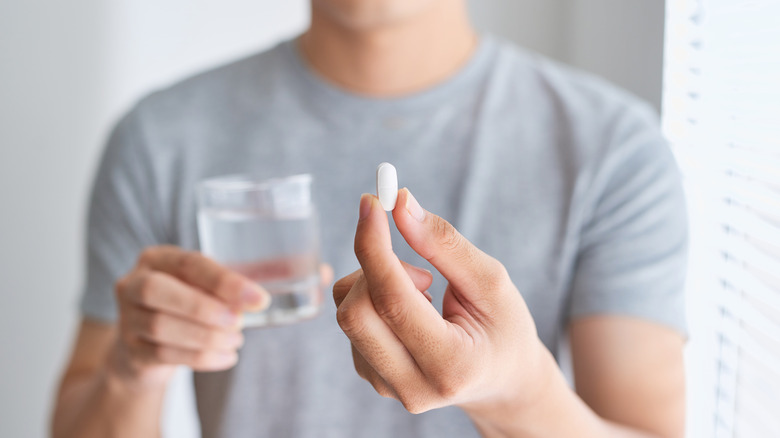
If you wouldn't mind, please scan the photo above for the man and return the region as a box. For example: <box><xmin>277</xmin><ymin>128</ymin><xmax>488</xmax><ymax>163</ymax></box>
<box><xmin>53</xmin><ymin>0</ymin><xmax>687</xmax><ymax>437</ymax></box>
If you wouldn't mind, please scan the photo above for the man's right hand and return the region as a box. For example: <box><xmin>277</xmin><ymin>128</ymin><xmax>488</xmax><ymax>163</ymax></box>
<box><xmin>109</xmin><ymin>245</ymin><xmax>270</xmax><ymax>390</ymax></box>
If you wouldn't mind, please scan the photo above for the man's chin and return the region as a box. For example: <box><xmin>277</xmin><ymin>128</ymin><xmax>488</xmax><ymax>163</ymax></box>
<box><xmin>310</xmin><ymin>0</ymin><xmax>439</xmax><ymax>30</ymax></box>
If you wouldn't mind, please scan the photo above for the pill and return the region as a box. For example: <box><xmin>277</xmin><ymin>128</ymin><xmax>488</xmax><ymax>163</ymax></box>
<box><xmin>376</xmin><ymin>162</ymin><xmax>398</xmax><ymax>211</ymax></box>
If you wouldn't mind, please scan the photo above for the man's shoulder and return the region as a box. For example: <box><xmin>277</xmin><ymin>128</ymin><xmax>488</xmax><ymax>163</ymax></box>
<box><xmin>131</xmin><ymin>39</ymin><xmax>290</xmax><ymax>124</ymax></box>
<box><xmin>488</xmin><ymin>36</ymin><xmax>662</xmax><ymax>168</ymax></box>
<box><xmin>491</xmin><ymin>36</ymin><xmax>658</xmax><ymax>127</ymax></box>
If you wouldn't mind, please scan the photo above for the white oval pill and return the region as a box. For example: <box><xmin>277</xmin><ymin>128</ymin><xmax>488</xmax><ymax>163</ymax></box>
<box><xmin>376</xmin><ymin>162</ymin><xmax>398</xmax><ymax>211</ymax></box>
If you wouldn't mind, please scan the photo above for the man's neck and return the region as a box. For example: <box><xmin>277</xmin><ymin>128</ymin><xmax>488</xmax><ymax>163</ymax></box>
<box><xmin>299</xmin><ymin>2</ymin><xmax>477</xmax><ymax>97</ymax></box>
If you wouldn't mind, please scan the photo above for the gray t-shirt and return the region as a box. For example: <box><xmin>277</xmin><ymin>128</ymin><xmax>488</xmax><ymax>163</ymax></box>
<box><xmin>81</xmin><ymin>35</ymin><xmax>687</xmax><ymax>437</ymax></box>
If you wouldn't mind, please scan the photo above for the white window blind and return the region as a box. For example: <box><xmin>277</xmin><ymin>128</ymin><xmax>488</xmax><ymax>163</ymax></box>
<box><xmin>662</xmin><ymin>1</ymin><xmax>780</xmax><ymax>437</ymax></box>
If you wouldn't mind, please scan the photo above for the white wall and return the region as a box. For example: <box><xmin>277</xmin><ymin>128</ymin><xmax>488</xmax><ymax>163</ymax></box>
<box><xmin>468</xmin><ymin>0</ymin><xmax>665</xmax><ymax>111</ymax></box>
<box><xmin>564</xmin><ymin>0</ymin><xmax>665</xmax><ymax>111</ymax></box>
<box><xmin>0</xmin><ymin>1</ymin><xmax>105</xmax><ymax>436</ymax></box>
<box><xmin>0</xmin><ymin>1</ymin><xmax>664</xmax><ymax>437</ymax></box>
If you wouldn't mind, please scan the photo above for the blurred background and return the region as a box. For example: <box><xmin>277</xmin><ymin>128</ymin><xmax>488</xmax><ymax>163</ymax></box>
<box><xmin>1</xmin><ymin>1</ymin><xmax>666</xmax><ymax>437</ymax></box>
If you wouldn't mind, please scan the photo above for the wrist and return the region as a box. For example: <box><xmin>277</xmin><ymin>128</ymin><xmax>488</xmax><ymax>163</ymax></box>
<box><xmin>463</xmin><ymin>350</ymin><xmax>612</xmax><ymax>438</ymax></box>
<box><xmin>104</xmin><ymin>340</ymin><xmax>173</xmax><ymax>396</ymax></box>
<box><xmin>459</xmin><ymin>341</ymin><xmax>560</xmax><ymax>437</ymax></box>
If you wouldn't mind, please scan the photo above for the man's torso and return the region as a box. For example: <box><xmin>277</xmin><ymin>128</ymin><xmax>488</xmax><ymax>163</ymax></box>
<box><xmin>108</xmin><ymin>36</ymin><xmax>667</xmax><ymax>437</ymax></box>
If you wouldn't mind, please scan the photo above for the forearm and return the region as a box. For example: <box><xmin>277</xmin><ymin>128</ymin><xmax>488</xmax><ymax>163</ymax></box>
<box><xmin>52</xmin><ymin>365</ymin><xmax>165</xmax><ymax>438</ymax></box>
<box><xmin>464</xmin><ymin>349</ymin><xmax>660</xmax><ymax>438</ymax></box>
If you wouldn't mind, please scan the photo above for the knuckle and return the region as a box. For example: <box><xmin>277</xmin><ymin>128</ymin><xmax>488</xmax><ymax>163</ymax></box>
<box><xmin>333</xmin><ymin>276</ymin><xmax>350</xmax><ymax>291</ymax></box>
<box><xmin>398</xmin><ymin>394</ymin><xmax>429</xmax><ymax>415</ymax></box>
<box><xmin>351</xmin><ymin>347</ymin><xmax>367</xmax><ymax>378</ymax></box>
<box><xmin>488</xmin><ymin>257</ymin><xmax>508</xmax><ymax>277</ymax></box>
<box><xmin>372</xmin><ymin>292</ymin><xmax>408</xmax><ymax>327</ymax></box>
<box><xmin>203</xmin><ymin>330</ymin><xmax>222</xmax><ymax>348</ymax></box>
<box><xmin>193</xmin><ymin>351</ymin><xmax>216</xmax><ymax>369</ymax></box>
<box><xmin>332</xmin><ymin>279</ymin><xmax>352</xmax><ymax>302</ymax></box>
<box><xmin>432</xmin><ymin>377</ymin><xmax>460</xmax><ymax>401</ymax></box>
<box><xmin>353</xmin><ymin>242</ymin><xmax>375</xmax><ymax>263</ymax></box>
<box><xmin>146</xmin><ymin>313</ymin><xmax>165</xmax><ymax>337</ymax></box>
<box><xmin>336</xmin><ymin>303</ymin><xmax>365</xmax><ymax>336</ymax></box>
<box><xmin>178</xmin><ymin>251</ymin><xmax>202</xmax><ymax>276</ymax></box>
<box><xmin>189</xmin><ymin>326</ymin><xmax>208</xmax><ymax>346</ymax></box>
<box><xmin>118</xmin><ymin>324</ymin><xmax>135</xmax><ymax>345</ymax></box>
<box><xmin>138</xmin><ymin>247</ymin><xmax>158</xmax><ymax>266</ymax></box>
<box><xmin>369</xmin><ymin>378</ymin><xmax>394</xmax><ymax>399</ymax></box>
<box><xmin>433</xmin><ymin>217</ymin><xmax>460</xmax><ymax>251</ymax></box>
<box><xmin>114</xmin><ymin>275</ymin><xmax>131</xmax><ymax>299</ymax></box>
<box><xmin>332</xmin><ymin>287</ymin><xmax>346</xmax><ymax>306</ymax></box>
<box><xmin>354</xmin><ymin>363</ymin><xmax>368</xmax><ymax>381</ymax></box>
<box><xmin>218</xmin><ymin>272</ymin><xmax>244</xmax><ymax>296</ymax></box>
<box><xmin>403</xmin><ymin>403</ymin><xmax>425</xmax><ymax>415</ymax></box>
<box><xmin>353</xmin><ymin>355</ymin><xmax>380</xmax><ymax>390</ymax></box>
<box><xmin>188</xmin><ymin>299</ymin><xmax>210</xmax><ymax>322</ymax></box>
<box><xmin>431</xmin><ymin>364</ymin><xmax>471</xmax><ymax>401</ymax></box>
<box><xmin>483</xmin><ymin>259</ymin><xmax>510</xmax><ymax>289</ymax></box>
<box><xmin>145</xmin><ymin>270</ymin><xmax>166</xmax><ymax>287</ymax></box>
<box><xmin>375</xmin><ymin>385</ymin><xmax>394</xmax><ymax>400</ymax></box>
<box><xmin>136</xmin><ymin>272</ymin><xmax>161</xmax><ymax>304</ymax></box>
<box><xmin>151</xmin><ymin>344</ymin><xmax>168</xmax><ymax>362</ymax></box>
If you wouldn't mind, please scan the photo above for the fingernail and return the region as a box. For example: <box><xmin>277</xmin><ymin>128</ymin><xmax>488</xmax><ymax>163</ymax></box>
<box><xmin>359</xmin><ymin>193</ymin><xmax>372</xmax><ymax>220</ymax></box>
<box><xmin>405</xmin><ymin>189</ymin><xmax>425</xmax><ymax>222</ymax></box>
<box><xmin>410</xmin><ymin>265</ymin><xmax>432</xmax><ymax>276</ymax></box>
<box><xmin>228</xmin><ymin>331</ymin><xmax>245</xmax><ymax>348</ymax></box>
<box><xmin>421</xmin><ymin>290</ymin><xmax>433</xmax><ymax>302</ymax></box>
<box><xmin>241</xmin><ymin>283</ymin><xmax>266</xmax><ymax>308</ymax></box>
<box><xmin>217</xmin><ymin>351</ymin><xmax>238</xmax><ymax>365</ymax></box>
<box><xmin>220</xmin><ymin>310</ymin><xmax>240</xmax><ymax>327</ymax></box>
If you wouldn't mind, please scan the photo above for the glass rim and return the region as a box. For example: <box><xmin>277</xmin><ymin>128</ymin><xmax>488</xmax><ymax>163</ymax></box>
<box><xmin>198</xmin><ymin>173</ymin><xmax>313</xmax><ymax>194</ymax></box>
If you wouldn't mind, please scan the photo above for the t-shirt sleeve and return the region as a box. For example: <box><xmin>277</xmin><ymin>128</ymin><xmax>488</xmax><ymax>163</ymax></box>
<box><xmin>80</xmin><ymin>106</ymin><xmax>168</xmax><ymax>322</ymax></box>
<box><xmin>568</xmin><ymin>104</ymin><xmax>688</xmax><ymax>335</ymax></box>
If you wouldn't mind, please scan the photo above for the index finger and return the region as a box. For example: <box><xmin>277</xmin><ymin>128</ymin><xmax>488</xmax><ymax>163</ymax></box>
<box><xmin>137</xmin><ymin>246</ymin><xmax>268</xmax><ymax>311</ymax></box>
<box><xmin>392</xmin><ymin>188</ymin><xmax>504</xmax><ymax>297</ymax></box>
<box><xmin>354</xmin><ymin>195</ymin><xmax>449</xmax><ymax>365</ymax></box>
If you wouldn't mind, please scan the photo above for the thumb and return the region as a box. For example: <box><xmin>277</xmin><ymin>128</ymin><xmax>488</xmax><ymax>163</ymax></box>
<box><xmin>392</xmin><ymin>188</ymin><xmax>509</xmax><ymax>302</ymax></box>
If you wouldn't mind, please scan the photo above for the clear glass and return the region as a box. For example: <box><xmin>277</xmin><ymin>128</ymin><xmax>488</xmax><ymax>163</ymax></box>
<box><xmin>197</xmin><ymin>174</ymin><xmax>321</xmax><ymax>327</ymax></box>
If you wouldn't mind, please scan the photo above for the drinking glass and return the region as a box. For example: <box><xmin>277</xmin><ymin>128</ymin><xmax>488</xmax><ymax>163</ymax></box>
<box><xmin>197</xmin><ymin>174</ymin><xmax>321</xmax><ymax>327</ymax></box>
